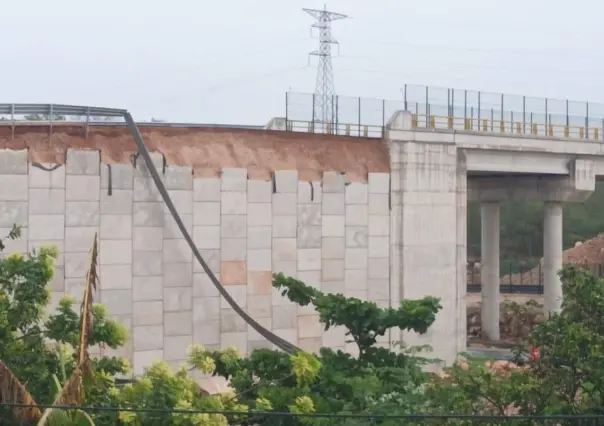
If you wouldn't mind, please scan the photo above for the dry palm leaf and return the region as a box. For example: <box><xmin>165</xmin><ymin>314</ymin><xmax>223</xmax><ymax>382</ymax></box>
<box><xmin>77</xmin><ymin>232</ymin><xmax>98</xmax><ymax>366</ymax></box>
<box><xmin>43</xmin><ymin>234</ymin><xmax>99</xmax><ymax>411</ymax></box>
<box><xmin>0</xmin><ymin>360</ymin><xmax>42</xmax><ymax>422</ymax></box>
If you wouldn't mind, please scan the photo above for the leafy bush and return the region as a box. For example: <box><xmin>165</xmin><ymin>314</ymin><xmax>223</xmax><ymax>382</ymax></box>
<box><xmin>3</xmin><ymin>226</ymin><xmax>604</xmax><ymax>425</ymax></box>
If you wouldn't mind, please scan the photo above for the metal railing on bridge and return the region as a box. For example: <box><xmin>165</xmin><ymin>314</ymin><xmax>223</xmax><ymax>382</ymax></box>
<box><xmin>404</xmin><ymin>84</ymin><xmax>604</xmax><ymax>140</ymax></box>
<box><xmin>285</xmin><ymin>86</ymin><xmax>604</xmax><ymax>141</ymax></box>
<box><xmin>285</xmin><ymin>91</ymin><xmax>404</xmax><ymax>138</ymax></box>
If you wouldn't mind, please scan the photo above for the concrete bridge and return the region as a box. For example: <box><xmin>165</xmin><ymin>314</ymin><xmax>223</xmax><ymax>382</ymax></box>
<box><xmin>0</xmin><ymin>93</ymin><xmax>602</xmax><ymax>371</ymax></box>
<box><xmin>385</xmin><ymin>111</ymin><xmax>599</xmax><ymax>345</ymax></box>
<box><xmin>276</xmin><ymin>100</ymin><xmax>603</xmax><ymax>353</ymax></box>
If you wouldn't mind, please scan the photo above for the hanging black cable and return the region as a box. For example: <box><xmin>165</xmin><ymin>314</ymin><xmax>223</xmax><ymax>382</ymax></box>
<box><xmin>124</xmin><ymin>113</ymin><xmax>300</xmax><ymax>354</ymax></box>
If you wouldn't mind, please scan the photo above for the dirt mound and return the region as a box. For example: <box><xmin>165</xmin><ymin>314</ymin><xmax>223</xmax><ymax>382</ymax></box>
<box><xmin>467</xmin><ymin>300</ymin><xmax>544</xmax><ymax>341</ymax></box>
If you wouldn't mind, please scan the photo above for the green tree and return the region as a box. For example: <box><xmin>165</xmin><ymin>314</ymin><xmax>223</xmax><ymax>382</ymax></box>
<box><xmin>435</xmin><ymin>265</ymin><xmax>604</xmax><ymax>421</ymax></box>
<box><xmin>0</xmin><ymin>230</ymin><xmax>129</xmax><ymax>425</ymax></box>
<box><xmin>181</xmin><ymin>273</ymin><xmax>442</xmax><ymax>426</ymax></box>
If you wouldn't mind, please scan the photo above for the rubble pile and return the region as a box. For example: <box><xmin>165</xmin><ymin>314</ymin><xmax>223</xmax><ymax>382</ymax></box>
<box><xmin>467</xmin><ymin>300</ymin><xmax>544</xmax><ymax>341</ymax></box>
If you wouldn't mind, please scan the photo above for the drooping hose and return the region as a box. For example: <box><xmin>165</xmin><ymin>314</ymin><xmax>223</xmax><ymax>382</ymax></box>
<box><xmin>124</xmin><ymin>113</ymin><xmax>300</xmax><ymax>354</ymax></box>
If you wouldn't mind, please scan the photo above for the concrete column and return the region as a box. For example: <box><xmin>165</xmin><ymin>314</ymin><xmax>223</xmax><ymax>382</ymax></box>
<box><xmin>543</xmin><ymin>202</ymin><xmax>563</xmax><ymax>314</ymax></box>
<box><xmin>480</xmin><ymin>202</ymin><xmax>500</xmax><ymax>341</ymax></box>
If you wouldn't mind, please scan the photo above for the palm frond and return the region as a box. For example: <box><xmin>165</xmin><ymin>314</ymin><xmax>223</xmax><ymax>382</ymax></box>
<box><xmin>0</xmin><ymin>360</ymin><xmax>42</xmax><ymax>422</ymax></box>
<box><xmin>53</xmin><ymin>367</ymin><xmax>85</xmax><ymax>406</ymax></box>
<box><xmin>40</xmin><ymin>234</ymin><xmax>99</xmax><ymax>420</ymax></box>
<box><xmin>78</xmin><ymin>232</ymin><xmax>98</xmax><ymax>366</ymax></box>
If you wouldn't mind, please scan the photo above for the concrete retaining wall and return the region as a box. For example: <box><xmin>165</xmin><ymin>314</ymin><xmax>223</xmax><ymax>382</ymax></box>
<box><xmin>0</xmin><ymin>148</ymin><xmax>393</xmax><ymax>374</ymax></box>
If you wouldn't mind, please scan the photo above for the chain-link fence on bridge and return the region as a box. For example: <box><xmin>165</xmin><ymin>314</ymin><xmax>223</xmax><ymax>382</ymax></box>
<box><xmin>403</xmin><ymin>84</ymin><xmax>604</xmax><ymax>139</ymax></box>
<box><xmin>285</xmin><ymin>92</ymin><xmax>405</xmax><ymax>138</ymax></box>
<box><xmin>285</xmin><ymin>86</ymin><xmax>604</xmax><ymax>140</ymax></box>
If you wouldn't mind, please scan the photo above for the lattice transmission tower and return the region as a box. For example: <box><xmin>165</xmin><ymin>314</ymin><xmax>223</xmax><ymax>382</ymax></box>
<box><xmin>303</xmin><ymin>5</ymin><xmax>348</xmax><ymax>126</ymax></box>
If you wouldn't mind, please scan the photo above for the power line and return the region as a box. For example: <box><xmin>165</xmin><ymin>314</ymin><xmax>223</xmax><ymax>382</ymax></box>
<box><xmin>2</xmin><ymin>403</ymin><xmax>604</xmax><ymax>420</ymax></box>
<box><xmin>125</xmin><ymin>65</ymin><xmax>308</xmax><ymax>107</ymax></box>
<box><xmin>303</xmin><ymin>5</ymin><xmax>348</xmax><ymax>125</ymax></box>
<box><xmin>334</xmin><ymin>54</ymin><xmax>604</xmax><ymax>76</ymax></box>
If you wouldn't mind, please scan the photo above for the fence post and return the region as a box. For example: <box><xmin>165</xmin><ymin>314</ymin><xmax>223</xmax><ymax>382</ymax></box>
<box><xmin>335</xmin><ymin>95</ymin><xmax>339</xmax><ymax>134</ymax></box>
<box><xmin>464</xmin><ymin>90</ymin><xmax>468</xmax><ymax>123</ymax></box>
<box><xmin>447</xmin><ymin>88</ymin><xmax>451</xmax><ymax>116</ymax></box>
<box><xmin>48</xmin><ymin>104</ymin><xmax>54</xmax><ymax>138</ymax></box>
<box><xmin>330</xmin><ymin>94</ymin><xmax>335</xmax><ymax>134</ymax></box>
<box><xmin>566</xmin><ymin>99</ymin><xmax>569</xmax><ymax>128</ymax></box>
<box><xmin>358</xmin><ymin>97</ymin><xmax>361</xmax><ymax>137</ymax></box>
<box><xmin>311</xmin><ymin>93</ymin><xmax>316</xmax><ymax>133</ymax></box>
<box><xmin>586</xmin><ymin>102</ymin><xmax>590</xmax><ymax>139</ymax></box>
<box><xmin>490</xmin><ymin>108</ymin><xmax>494</xmax><ymax>132</ymax></box>
<box><xmin>511</xmin><ymin>111</ymin><xmax>514</xmax><ymax>133</ymax></box>
<box><xmin>425</xmin><ymin>86</ymin><xmax>429</xmax><ymax>128</ymax></box>
<box><xmin>522</xmin><ymin>96</ymin><xmax>526</xmax><ymax>134</ymax></box>
<box><xmin>545</xmin><ymin>97</ymin><xmax>548</xmax><ymax>136</ymax></box>
<box><xmin>451</xmin><ymin>89</ymin><xmax>455</xmax><ymax>118</ymax></box>
<box><xmin>285</xmin><ymin>92</ymin><xmax>289</xmax><ymax>131</ymax></box>
<box><xmin>382</xmin><ymin>99</ymin><xmax>386</xmax><ymax>136</ymax></box>
<box><xmin>477</xmin><ymin>91</ymin><xmax>481</xmax><ymax>125</ymax></box>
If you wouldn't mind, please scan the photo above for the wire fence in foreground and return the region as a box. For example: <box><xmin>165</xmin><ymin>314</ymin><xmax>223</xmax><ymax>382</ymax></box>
<box><xmin>3</xmin><ymin>403</ymin><xmax>604</xmax><ymax>425</ymax></box>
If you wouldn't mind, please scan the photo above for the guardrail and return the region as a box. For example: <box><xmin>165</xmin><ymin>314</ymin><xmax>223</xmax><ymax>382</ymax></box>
<box><xmin>410</xmin><ymin>113</ymin><xmax>601</xmax><ymax>140</ymax></box>
<box><xmin>286</xmin><ymin>119</ymin><xmax>384</xmax><ymax>138</ymax></box>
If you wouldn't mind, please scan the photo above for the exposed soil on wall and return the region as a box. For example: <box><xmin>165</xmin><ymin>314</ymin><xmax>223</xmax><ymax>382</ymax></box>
<box><xmin>0</xmin><ymin>124</ymin><xmax>390</xmax><ymax>182</ymax></box>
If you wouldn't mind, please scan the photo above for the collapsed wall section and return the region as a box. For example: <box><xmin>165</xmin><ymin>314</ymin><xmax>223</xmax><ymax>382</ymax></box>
<box><xmin>0</xmin><ymin>148</ymin><xmax>392</xmax><ymax>374</ymax></box>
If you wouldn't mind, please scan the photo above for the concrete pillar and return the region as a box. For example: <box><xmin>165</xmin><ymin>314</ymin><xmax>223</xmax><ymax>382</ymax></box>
<box><xmin>480</xmin><ymin>202</ymin><xmax>500</xmax><ymax>341</ymax></box>
<box><xmin>543</xmin><ymin>201</ymin><xmax>563</xmax><ymax>314</ymax></box>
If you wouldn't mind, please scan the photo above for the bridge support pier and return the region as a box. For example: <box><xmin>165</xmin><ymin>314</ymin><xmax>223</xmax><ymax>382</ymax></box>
<box><xmin>480</xmin><ymin>201</ymin><xmax>500</xmax><ymax>340</ymax></box>
<box><xmin>543</xmin><ymin>202</ymin><xmax>563</xmax><ymax>314</ymax></box>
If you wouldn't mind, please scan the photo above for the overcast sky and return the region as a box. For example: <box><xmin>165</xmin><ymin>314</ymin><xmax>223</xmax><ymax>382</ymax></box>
<box><xmin>2</xmin><ymin>0</ymin><xmax>603</xmax><ymax>125</ymax></box>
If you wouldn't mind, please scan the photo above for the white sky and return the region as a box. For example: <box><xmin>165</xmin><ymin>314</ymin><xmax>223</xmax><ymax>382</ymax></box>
<box><xmin>2</xmin><ymin>0</ymin><xmax>603</xmax><ymax>125</ymax></box>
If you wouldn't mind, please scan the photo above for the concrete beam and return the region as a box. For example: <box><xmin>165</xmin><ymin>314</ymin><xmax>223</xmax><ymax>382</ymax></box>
<box><xmin>386</xmin><ymin>111</ymin><xmax>604</xmax><ymax>157</ymax></box>
<box><xmin>468</xmin><ymin>166</ymin><xmax>595</xmax><ymax>203</ymax></box>
<box><xmin>465</xmin><ymin>150</ymin><xmax>570</xmax><ymax>175</ymax></box>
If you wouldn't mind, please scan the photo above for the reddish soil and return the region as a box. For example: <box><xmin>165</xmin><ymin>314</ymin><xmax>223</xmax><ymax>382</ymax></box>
<box><xmin>0</xmin><ymin>124</ymin><xmax>390</xmax><ymax>181</ymax></box>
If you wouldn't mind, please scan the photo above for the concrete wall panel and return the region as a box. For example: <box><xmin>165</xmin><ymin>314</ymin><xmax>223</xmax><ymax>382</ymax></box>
<box><xmin>1</xmin><ymin>151</ymin><xmax>392</xmax><ymax>373</ymax></box>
